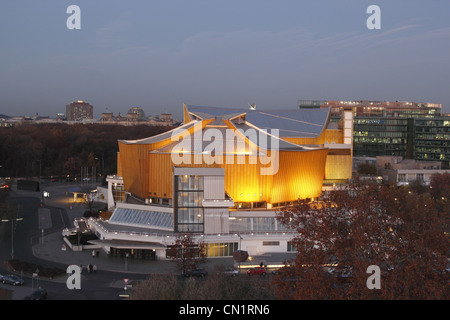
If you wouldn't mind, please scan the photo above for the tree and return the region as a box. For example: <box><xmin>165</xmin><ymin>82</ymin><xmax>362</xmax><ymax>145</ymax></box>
<box><xmin>81</xmin><ymin>189</ymin><xmax>100</xmax><ymax>217</ymax></box>
<box><xmin>274</xmin><ymin>179</ymin><xmax>449</xmax><ymax>299</ymax></box>
<box><xmin>429</xmin><ymin>172</ymin><xmax>450</xmax><ymax>214</ymax></box>
<box><xmin>0</xmin><ymin>123</ymin><xmax>174</xmax><ymax>178</ymax></box>
<box><xmin>166</xmin><ymin>234</ymin><xmax>207</xmax><ymax>275</ymax></box>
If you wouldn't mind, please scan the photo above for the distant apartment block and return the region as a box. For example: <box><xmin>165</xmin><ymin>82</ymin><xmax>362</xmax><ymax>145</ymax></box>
<box><xmin>66</xmin><ymin>100</ymin><xmax>94</xmax><ymax>121</ymax></box>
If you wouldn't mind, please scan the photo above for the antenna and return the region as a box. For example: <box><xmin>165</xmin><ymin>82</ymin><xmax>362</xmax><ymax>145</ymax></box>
<box><xmin>248</xmin><ymin>103</ymin><xmax>256</xmax><ymax>110</ymax></box>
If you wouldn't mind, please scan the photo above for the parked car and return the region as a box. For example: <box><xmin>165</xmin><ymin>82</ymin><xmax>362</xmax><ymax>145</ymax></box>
<box><xmin>222</xmin><ymin>267</ymin><xmax>239</xmax><ymax>277</ymax></box>
<box><xmin>24</xmin><ymin>288</ymin><xmax>47</xmax><ymax>300</ymax></box>
<box><xmin>185</xmin><ymin>268</ymin><xmax>208</xmax><ymax>277</ymax></box>
<box><xmin>2</xmin><ymin>274</ymin><xmax>24</xmax><ymax>286</ymax></box>
<box><xmin>247</xmin><ymin>267</ymin><xmax>266</xmax><ymax>276</ymax></box>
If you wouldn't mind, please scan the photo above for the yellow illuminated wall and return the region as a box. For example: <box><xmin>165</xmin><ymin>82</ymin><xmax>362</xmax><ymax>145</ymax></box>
<box><xmin>325</xmin><ymin>153</ymin><xmax>353</xmax><ymax>181</ymax></box>
<box><xmin>271</xmin><ymin>149</ymin><xmax>328</xmax><ymax>203</ymax></box>
<box><xmin>119</xmin><ymin>137</ymin><xmax>328</xmax><ymax>203</ymax></box>
<box><xmin>143</xmin><ymin>149</ymin><xmax>327</xmax><ymax>203</ymax></box>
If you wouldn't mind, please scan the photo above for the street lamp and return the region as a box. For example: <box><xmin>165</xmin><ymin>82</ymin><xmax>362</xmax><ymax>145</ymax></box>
<box><xmin>1</xmin><ymin>217</ymin><xmax>23</xmax><ymax>259</ymax></box>
<box><xmin>36</xmin><ymin>160</ymin><xmax>42</xmax><ymax>183</ymax></box>
<box><xmin>235</xmin><ymin>233</ymin><xmax>243</xmax><ymax>273</ymax></box>
<box><xmin>32</xmin><ymin>268</ymin><xmax>39</xmax><ymax>291</ymax></box>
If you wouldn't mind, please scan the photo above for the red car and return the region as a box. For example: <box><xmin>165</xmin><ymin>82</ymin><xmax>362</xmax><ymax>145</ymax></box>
<box><xmin>247</xmin><ymin>267</ymin><xmax>266</xmax><ymax>276</ymax></box>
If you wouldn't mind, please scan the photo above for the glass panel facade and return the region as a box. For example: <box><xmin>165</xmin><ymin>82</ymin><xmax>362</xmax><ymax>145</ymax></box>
<box><xmin>112</xmin><ymin>183</ymin><xmax>125</xmax><ymax>203</ymax></box>
<box><xmin>353</xmin><ymin>118</ymin><xmax>411</xmax><ymax>157</ymax></box>
<box><xmin>414</xmin><ymin>118</ymin><xmax>450</xmax><ymax>165</ymax></box>
<box><xmin>109</xmin><ymin>208</ymin><xmax>173</xmax><ymax>229</ymax></box>
<box><xmin>174</xmin><ymin>175</ymin><xmax>204</xmax><ymax>232</ymax></box>
<box><xmin>229</xmin><ymin>217</ymin><xmax>288</xmax><ymax>232</ymax></box>
<box><xmin>205</xmin><ymin>242</ymin><xmax>238</xmax><ymax>257</ymax></box>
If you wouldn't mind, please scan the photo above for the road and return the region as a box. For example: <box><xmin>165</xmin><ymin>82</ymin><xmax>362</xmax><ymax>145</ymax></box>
<box><xmin>0</xmin><ymin>194</ymin><xmax>147</xmax><ymax>300</ymax></box>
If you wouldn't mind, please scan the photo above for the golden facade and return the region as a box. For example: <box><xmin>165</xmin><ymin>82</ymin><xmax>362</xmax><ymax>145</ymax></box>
<box><xmin>116</xmin><ymin>104</ymin><xmax>352</xmax><ymax>205</ymax></box>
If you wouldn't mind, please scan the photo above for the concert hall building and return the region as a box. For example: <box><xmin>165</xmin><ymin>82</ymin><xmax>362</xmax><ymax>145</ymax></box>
<box><xmin>90</xmin><ymin>104</ymin><xmax>353</xmax><ymax>260</ymax></box>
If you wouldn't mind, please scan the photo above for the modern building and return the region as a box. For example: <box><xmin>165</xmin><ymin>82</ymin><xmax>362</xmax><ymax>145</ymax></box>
<box><xmin>66</xmin><ymin>100</ymin><xmax>94</xmax><ymax>121</ymax></box>
<box><xmin>298</xmin><ymin>100</ymin><xmax>442</xmax><ymax>118</ymax></box>
<box><xmin>413</xmin><ymin>117</ymin><xmax>450</xmax><ymax>164</ymax></box>
<box><xmin>87</xmin><ymin>103</ymin><xmax>353</xmax><ymax>261</ymax></box>
<box><xmin>353</xmin><ymin>117</ymin><xmax>412</xmax><ymax>158</ymax></box>
<box><xmin>299</xmin><ymin>100</ymin><xmax>449</xmax><ymax>168</ymax></box>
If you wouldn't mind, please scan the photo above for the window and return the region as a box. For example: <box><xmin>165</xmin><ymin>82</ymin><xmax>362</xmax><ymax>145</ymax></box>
<box><xmin>287</xmin><ymin>241</ymin><xmax>297</xmax><ymax>252</ymax></box>
<box><xmin>174</xmin><ymin>175</ymin><xmax>204</xmax><ymax>232</ymax></box>
<box><xmin>263</xmin><ymin>241</ymin><xmax>280</xmax><ymax>246</ymax></box>
<box><xmin>112</xmin><ymin>183</ymin><xmax>125</xmax><ymax>203</ymax></box>
<box><xmin>205</xmin><ymin>242</ymin><xmax>238</xmax><ymax>257</ymax></box>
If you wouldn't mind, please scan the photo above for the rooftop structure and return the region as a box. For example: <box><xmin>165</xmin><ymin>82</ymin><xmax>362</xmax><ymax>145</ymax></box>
<box><xmin>299</xmin><ymin>99</ymin><xmax>442</xmax><ymax>118</ymax></box>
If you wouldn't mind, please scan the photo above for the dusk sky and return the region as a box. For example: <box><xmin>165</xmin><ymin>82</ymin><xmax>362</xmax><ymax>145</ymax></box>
<box><xmin>1</xmin><ymin>0</ymin><xmax>450</xmax><ymax>120</ymax></box>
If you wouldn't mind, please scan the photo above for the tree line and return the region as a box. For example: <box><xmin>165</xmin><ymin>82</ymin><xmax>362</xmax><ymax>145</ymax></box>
<box><xmin>0</xmin><ymin>123</ymin><xmax>173</xmax><ymax>180</ymax></box>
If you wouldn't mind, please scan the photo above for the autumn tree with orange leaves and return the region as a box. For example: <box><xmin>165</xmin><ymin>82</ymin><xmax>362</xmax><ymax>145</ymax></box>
<box><xmin>274</xmin><ymin>177</ymin><xmax>449</xmax><ymax>300</ymax></box>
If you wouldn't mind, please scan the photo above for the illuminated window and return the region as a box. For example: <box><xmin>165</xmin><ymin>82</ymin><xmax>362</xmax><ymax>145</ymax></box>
<box><xmin>174</xmin><ymin>175</ymin><xmax>204</xmax><ymax>232</ymax></box>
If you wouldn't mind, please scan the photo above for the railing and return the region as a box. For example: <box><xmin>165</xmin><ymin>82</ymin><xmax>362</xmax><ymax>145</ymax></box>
<box><xmin>88</xmin><ymin>217</ymin><xmax>296</xmax><ymax>242</ymax></box>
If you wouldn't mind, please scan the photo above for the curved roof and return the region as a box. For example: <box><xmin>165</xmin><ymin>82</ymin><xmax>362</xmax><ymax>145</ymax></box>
<box><xmin>118</xmin><ymin>104</ymin><xmax>331</xmax><ymax>150</ymax></box>
<box><xmin>185</xmin><ymin>104</ymin><xmax>330</xmax><ymax>138</ymax></box>
<box><xmin>118</xmin><ymin>120</ymin><xmax>199</xmax><ymax>145</ymax></box>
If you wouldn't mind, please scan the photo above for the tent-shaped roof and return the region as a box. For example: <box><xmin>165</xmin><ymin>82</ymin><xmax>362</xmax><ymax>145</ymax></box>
<box><xmin>185</xmin><ymin>104</ymin><xmax>330</xmax><ymax>138</ymax></box>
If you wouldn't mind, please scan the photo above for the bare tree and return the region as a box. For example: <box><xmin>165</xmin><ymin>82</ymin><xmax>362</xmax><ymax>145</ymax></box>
<box><xmin>166</xmin><ymin>233</ymin><xmax>207</xmax><ymax>275</ymax></box>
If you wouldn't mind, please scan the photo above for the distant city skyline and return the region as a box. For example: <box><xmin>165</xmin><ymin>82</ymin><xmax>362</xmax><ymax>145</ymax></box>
<box><xmin>1</xmin><ymin>0</ymin><xmax>450</xmax><ymax>119</ymax></box>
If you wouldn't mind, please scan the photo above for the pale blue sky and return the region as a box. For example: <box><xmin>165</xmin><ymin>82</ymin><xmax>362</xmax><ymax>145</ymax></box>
<box><xmin>1</xmin><ymin>0</ymin><xmax>449</xmax><ymax>119</ymax></box>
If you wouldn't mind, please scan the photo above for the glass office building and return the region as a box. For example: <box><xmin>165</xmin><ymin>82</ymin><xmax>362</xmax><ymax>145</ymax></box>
<box><xmin>299</xmin><ymin>100</ymin><xmax>449</xmax><ymax>168</ymax></box>
<box><xmin>414</xmin><ymin>118</ymin><xmax>450</xmax><ymax>165</ymax></box>
<box><xmin>353</xmin><ymin>118</ymin><xmax>411</xmax><ymax>158</ymax></box>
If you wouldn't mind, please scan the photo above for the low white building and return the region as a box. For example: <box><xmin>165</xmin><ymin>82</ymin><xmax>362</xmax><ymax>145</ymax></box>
<box><xmin>376</xmin><ymin>155</ymin><xmax>450</xmax><ymax>186</ymax></box>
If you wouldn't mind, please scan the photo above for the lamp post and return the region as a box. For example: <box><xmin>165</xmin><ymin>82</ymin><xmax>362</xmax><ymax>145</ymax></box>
<box><xmin>94</xmin><ymin>153</ymin><xmax>104</xmax><ymax>181</ymax></box>
<box><xmin>32</xmin><ymin>268</ymin><xmax>39</xmax><ymax>291</ymax></box>
<box><xmin>36</xmin><ymin>160</ymin><xmax>41</xmax><ymax>183</ymax></box>
<box><xmin>1</xmin><ymin>217</ymin><xmax>23</xmax><ymax>259</ymax></box>
<box><xmin>236</xmin><ymin>233</ymin><xmax>243</xmax><ymax>273</ymax></box>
